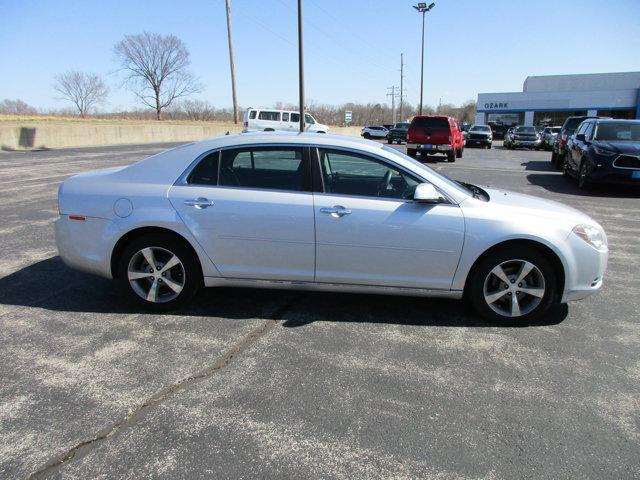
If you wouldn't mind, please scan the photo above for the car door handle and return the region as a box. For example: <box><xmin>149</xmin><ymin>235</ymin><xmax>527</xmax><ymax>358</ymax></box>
<box><xmin>320</xmin><ymin>206</ymin><xmax>351</xmax><ymax>218</ymax></box>
<box><xmin>184</xmin><ymin>197</ymin><xmax>214</xmax><ymax>209</ymax></box>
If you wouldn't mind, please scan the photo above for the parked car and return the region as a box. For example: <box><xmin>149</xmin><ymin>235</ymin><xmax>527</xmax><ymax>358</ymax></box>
<box><xmin>551</xmin><ymin>116</ymin><xmax>600</xmax><ymax>169</ymax></box>
<box><xmin>563</xmin><ymin>119</ymin><xmax>640</xmax><ymax>189</ymax></box>
<box><xmin>488</xmin><ymin>122</ymin><xmax>509</xmax><ymax>140</ymax></box>
<box><xmin>387</xmin><ymin>122</ymin><xmax>410</xmax><ymax>144</ymax></box>
<box><xmin>406</xmin><ymin>115</ymin><xmax>464</xmax><ymax>162</ymax></box>
<box><xmin>466</xmin><ymin>125</ymin><xmax>493</xmax><ymax>148</ymax></box>
<box><xmin>361</xmin><ymin>126</ymin><xmax>389</xmax><ymax>139</ymax></box>
<box><xmin>504</xmin><ymin>126</ymin><xmax>542</xmax><ymax>150</ymax></box>
<box><xmin>243</xmin><ymin>108</ymin><xmax>329</xmax><ymax>134</ymax></box>
<box><xmin>460</xmin><ymin>123</ymin><xmax>472</xmax><ymax>139</ymax></box>
<box><xmin>55</xmin><ymin>132</ymin><xmax>608</xmax><ymax>324</ymax></box>
<box><xmin>541</xmin><ymin>126</ymin><xmax>561</xmax><ymax>151</ymax></box>
<box><xmin>503</xmin><ymin>127</ymin><xmax>515</xmax><ymax>146</ymax></box>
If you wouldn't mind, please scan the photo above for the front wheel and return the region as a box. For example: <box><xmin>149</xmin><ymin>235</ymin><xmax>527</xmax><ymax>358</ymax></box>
<box><xmin>407</xmin><ymin>148</ymin><xmax>417</xmax><ymax>158</ymax></box>
<box><xmin>117</xmin><ymin>233</ymin><xmax>202</xmax><ymax>311</ymax></box>
<box><xmin>363</xmin><ymin>132</ymin><xmax>371</xmax><ymax>139</ymax></box>
<box><xmin>578</xmin><ymin>160</ymin><xmax>592</xmax><ymax>190</ymax></box>
<box><xmin>387</xmin><ymin>137</ymin><xmax>392</xmax><ymax>144</ymax></box>
<box><xmin>467</xmin><ymin>247</ymin><xmax>558</xmax><ymax>325</ymax></box>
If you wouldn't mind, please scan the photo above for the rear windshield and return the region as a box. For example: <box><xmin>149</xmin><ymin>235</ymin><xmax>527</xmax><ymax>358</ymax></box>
<box><xmin>594</xmin><ymin>122</ymin><xmax>640</xmax><ymax>141</ymax></box>
<box><xmin>411</xmin><ymin>117</ymin><xmax>449</xmax><ymax>129</ymax></box>
<box><xmin>515</xmin><ymin>126</ymin><xmax>536</xmax><ymax>133</ymax></box>
<box><xmin>564</xmin><ymin>117</ymin><xmax>586</xmax><ymax>131</ymax></box>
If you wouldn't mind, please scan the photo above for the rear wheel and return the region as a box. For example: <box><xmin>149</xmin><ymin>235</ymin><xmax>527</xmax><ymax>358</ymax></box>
<box><xmin>456</xmin><ymin>146</ymin><xmax>463</xmax><ymax>158</ymax></box>
<box><xmin>467</xmin><ymin>246</ymin><xmax>558</xmax><ymax>325</ymax></box>
<box><xmin>387</xmin><ymin>137</ymin><xmax>392</xmax><ymax>144</ymax></box>
<box><xmin>447</xmin><ymin>149</ymin><xmax>456</xmax><ymax>162</ymax></box>
<box><xmin>407</xmin><ymin>148</ymin><xmax>417</xmax><ymax>158</ymax></box>
<box><xmin>117</xmin><ymin>233</ymin><xmax>202</xmax><ymax>311</ymax></box>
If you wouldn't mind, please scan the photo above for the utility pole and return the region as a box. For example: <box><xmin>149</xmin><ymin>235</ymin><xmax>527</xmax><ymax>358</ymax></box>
<box><xmin>387</xmin><ymin>86</ymin><xmax>398</xmax><ymax>124</ymax></box>
<box><xmin>225</xmin><ymin>0</ymin><xmax>239</xmax><ymax>124</ymax></box>
<box><xmin>413</xmin><ymin>3</ymin><xmax>435</xmax><ymax>115</ymax></box>
<box><xmin>297</xmin><ymin>0</ymin><xmax>305</xmax><ymax>133</ymax></box>
<box><xmin>399</xmin><ymin>53</ymin><xmax>405</xmax><ymax>121</ymax></box>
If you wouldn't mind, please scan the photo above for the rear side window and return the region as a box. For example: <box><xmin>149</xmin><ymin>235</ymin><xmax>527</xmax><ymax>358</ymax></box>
<box><xmin>282</xmin><ymin>112</ymin><xmax>289</xmax><ymax>122</ymax></box>
<box><xmin>258</xmin><ymin>111</ymin><xmax>281</xmax><ymax>121</ymax></box>
<box><xmin>249</xmin><ymin>110</ymin><xmax>257</xmax><ymax>119</ymax></box>
<box><xmin>188</xmin><ymin>151</ymin><xmax>219</xmax><ymax>186</ymax></box>
<box><xmin>290</xmin><ymin>113</ymin><xmax>300</xmax><ymax>123</ymax></box>
<box><xmin>411</xmin><ymin>117</ymin><xmax>449</xmax><ymax>129</ymax></box>
<box><xmin>219</xmin><ymin>147</ymin><xmax>310</xmax><ymax>192</ymax></box>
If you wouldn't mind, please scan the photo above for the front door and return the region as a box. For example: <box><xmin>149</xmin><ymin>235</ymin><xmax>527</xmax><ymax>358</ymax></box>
<box><xmin>313</xmin><ymin>148</ymin><xmax>465</xmax><ymax>290</ymax></box>
<box><xmin>168</xmin><ymin>146</ymin><xmax>315</xmax><ymax>281</ymax></box>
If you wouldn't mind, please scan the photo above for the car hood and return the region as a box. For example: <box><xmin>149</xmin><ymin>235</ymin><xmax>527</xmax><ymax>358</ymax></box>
<box><xmin>592</xmin><ymin>140</ymin><xmax>640</xmax><ymax>155</ymax></box>
<box><xmin>482</xmin><ymin>187</ymin><xmax>595</xmax><ymax>225</ymax></box>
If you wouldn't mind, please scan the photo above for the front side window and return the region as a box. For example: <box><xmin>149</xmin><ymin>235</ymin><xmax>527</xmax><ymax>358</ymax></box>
<box><xmin>305</xmin><ymin>114</ymin><xmax>315</xmax><ymax>125</ymax></box>
<box><xmin>583</xmin><ymin>122</ymin><xmax>594</xmax><ymax>140</ymax></box>
<box><xmin>188</xmin><ymin>151</ymin><xmax>219</xmax><ymax>186</ymax></box>
<box><xmin>318</xmin><ymin>148</ymin><xmax>419</xmax><ymax>200</ymax></box>
<box><xmin>249</xmin><ymin>110</ymin><xmax>257</xmax><ymax>119</ymax></box>
<box><xmin>219</xmin><ymin>147</ymin><xmax>310</xmax><ymax>192</ymax></box>
<box><xmin>258</xmin><ymin>111</ymin><xmax>281</xmax><ymax>121</ymax></box>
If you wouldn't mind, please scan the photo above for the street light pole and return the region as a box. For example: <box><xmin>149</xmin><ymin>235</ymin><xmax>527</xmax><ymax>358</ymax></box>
<box><xmin>413</xmin><ymin>3</ymin><xmax>435</xmax><ymax>116</ymax></box>
<box><xmin>297</xmin><ymin>0</ymin><xmax>305</xmax><ymax>133</ymax></box>
<box><xmin>225</xmin><ymin>0</ymin><xmax>239</xmax><ymax>124</ymax></box>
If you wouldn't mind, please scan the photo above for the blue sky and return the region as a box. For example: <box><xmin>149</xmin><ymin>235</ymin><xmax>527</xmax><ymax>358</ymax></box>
<box><xmin>1</xmin><ymin>0</ymin><xmax>639</xmax><ymax>112</ymax></box>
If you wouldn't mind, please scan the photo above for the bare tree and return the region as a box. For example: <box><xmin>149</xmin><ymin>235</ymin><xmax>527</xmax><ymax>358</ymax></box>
<box><xmin>114</xmin><ymin>32</ymin><xmax>202</xmax><ymax>120</ymax></box>
<box><xmin>53</xmin><ymin>71</ymin><xmax>108</xmax><ymax>118</ymax></box>
<box><xmin>180</xmin><ymin>99</ymin><xmax>215</xmax><ymax>121</ymax></box>
<box><xmin>0</xmin><ymin>99</ymin><xmax>38</xmax><ymax>115</ymax></box>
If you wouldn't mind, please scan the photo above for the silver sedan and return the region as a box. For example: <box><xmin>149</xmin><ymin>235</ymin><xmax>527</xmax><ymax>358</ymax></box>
<box><xmin>55</xmin><ymin>132</ymin><xmax>608</xmax><ymax>324</ymax></box>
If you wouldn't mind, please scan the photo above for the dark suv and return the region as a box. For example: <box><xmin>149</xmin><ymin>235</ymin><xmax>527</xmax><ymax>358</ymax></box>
<box><xmin>387</xmin><ymin>122</ymin><xmax>410</xmax><ymax>144</ymax></box>
<box><xmin>551</xmin><ymin>116</ymin><xmax>599</xmax><ymax>169</ymax></box>
<box><xmin>564</xmin><ymin>119</ymin><xmax>640</xmax><ymax>189</ymax></box>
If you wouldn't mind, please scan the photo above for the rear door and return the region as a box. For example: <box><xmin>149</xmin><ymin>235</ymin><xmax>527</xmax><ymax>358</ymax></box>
<box><xmin>169</xmin><ymin>146</ymin><xmax>315</xmax><ymax>281</ymax></box>
<box><xmin>312</xmin><ymin>147</ymin><xmax>465</xmax><ymax>290</ymax></box>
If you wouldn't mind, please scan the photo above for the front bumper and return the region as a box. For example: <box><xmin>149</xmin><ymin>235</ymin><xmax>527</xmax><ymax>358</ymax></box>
<box><xmin>406</xmin><ymin>143</ymin><xmax>452</xmax><ymax>153</ymax></box>
<box><xmin>561</xmin><ymin>231</ymin><xmax>608</xmax><ymax>303</ymax></box>
<box><xmin>467</xmin><ymin>137</ymin><xmax>492</xmax><ymax>146</ymax></box>
<box><xmin>586</xmin><ymin>158</ymin><xmax>640</xmax><ymax>186</ymax></box>
<box><xmin>512</xmin><ymin>139</ymin><xmax>542</xmax><ymax>148</ymax></box>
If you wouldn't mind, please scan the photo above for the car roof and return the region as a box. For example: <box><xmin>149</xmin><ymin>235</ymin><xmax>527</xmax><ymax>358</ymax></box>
<box><xmin>593</xmin><ymin>118</ymin><xmax>640</xmax><ymax>124</ymax></box>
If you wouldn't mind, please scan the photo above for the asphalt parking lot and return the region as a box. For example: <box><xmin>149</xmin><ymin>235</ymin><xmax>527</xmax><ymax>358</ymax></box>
<box><xmin>1</xmin><ymin>140</ymin><xmax>639</xmax><ymax>479</ymax></box>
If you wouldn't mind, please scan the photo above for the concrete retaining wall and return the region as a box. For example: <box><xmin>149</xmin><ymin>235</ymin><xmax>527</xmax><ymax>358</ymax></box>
<box><xmin>0</xmin><ymin>121</ymin><xmax>363</xmax><ymax>150</ymax></box>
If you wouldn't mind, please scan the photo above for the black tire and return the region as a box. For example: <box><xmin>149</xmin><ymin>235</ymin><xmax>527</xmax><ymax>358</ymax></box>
<box><xmin>551</xmin><ymin>151</ymin><xmax>557</xmax><ymax>167</ymax></box>
<box><xmin>577</xmin><ymin>160</ymin><xmax>592</xmax><ymax>190</ymax></box>
<box><xmin>488</xmin><ymin>143</ymin><xmax>492</xmax><ymax>149</ymax></box>
<box><xmin>117</xmin><ymin>232</ymin><xmax>202</xmax><ymax>311</ymax></box>
<box><xmin>456</xmin><ymin>146</ymin><xmax>463</xmax><ymax>158</ymax></box>
<box><xmin>466</xmin><ymin>246</ymin><xmax>559</xmax><ymax>325</ymax></box>
<box><xmin>447</xmin><ymin>149</ymin><xmax>456</xmax><ymax>162</ymax></box>
<box><xmin>387</xmin><ymin>137</ymin><xmax>392</xmax><ymax>144</ymax></box>
<box><xmin>363</xmin><ymin>132</ymin><xmax>371</xmax><ymax>139</ymax></box>
<box><xmin>407</xmin><ymin>148</ymin><xmax>417</xmax><ymax>158</ymax></box>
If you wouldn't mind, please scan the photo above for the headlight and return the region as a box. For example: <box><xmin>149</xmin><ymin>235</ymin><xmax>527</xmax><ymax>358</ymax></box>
<box><xmin>573</xmin><ymin>224</ymin><xmax>607</xmax><ymax>250</ymax></box>
<box><xmin>593</xmin><ymin>146</ymin><xmax>616</xmax><ymax>156</ymax></box>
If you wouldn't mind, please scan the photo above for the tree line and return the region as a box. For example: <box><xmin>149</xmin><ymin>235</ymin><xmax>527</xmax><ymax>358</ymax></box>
<box><xmin>0</xmin><ymin>32</ymin><xmax>476</xmax><ymax>125</ymax></box>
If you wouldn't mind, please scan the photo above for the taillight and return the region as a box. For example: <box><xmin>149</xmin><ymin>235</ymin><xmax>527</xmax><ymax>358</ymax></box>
<box><xmin>561</xmin><ymin>134</ymin><xmax>568</xmax><ymax>145</ymax></box>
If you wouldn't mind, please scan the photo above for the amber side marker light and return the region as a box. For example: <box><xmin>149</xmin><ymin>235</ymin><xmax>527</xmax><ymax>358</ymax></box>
<box><xmin>68</xmin><ymin>215</ymin><xmax>86</xmax><ymax>221</ymax></box>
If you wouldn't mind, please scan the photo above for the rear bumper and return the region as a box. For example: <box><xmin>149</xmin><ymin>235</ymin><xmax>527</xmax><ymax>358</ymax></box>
<box><xmin>407</xmin><ymin>143</ymin><xmax>452</xmax><ymax>152</ymax></box>
<box><xmin>55</xmin><ymin>215</ymin><xmax>116</xmax><ymax>279</ymax></box>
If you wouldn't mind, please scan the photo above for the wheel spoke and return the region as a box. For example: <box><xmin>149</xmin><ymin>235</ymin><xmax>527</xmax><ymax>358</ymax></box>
<box><xmin>141</xmin><ymin>248</ymin><xmax>157</xmax><ymax>269</ymax></box>
<box><xmin>128</xmin><ymin>270</ymin><xmax>150</xmax><ymax>281</ymax></box>
<box><xmin>515</xmin><ymin>261</ymin><xmax>535</xmax><ymax>284</ymax></box>
<box><xmin>511</xmin><ymin>293</ymin><xmax>521</xmax><ymax>316</ymax></box>
<box><xmin>146</xmin><ymin>280</ymin><xmax>159</xmax><ymax>302</ymax></box>
<box><xmin>485</xmin><ymin>289</ymin><xmax>509</xmax><ymax>304</ymax></box>
<box><xmin>162</xmin><ymin>277</ymin><xmax>183</xmax><ymax>294</ymax></box>
<box><xmin>160</xmin><ymin>255</ymin><xmax>180</xmax><ymax>273</ymax></box>
<box><xmin>520</xmin><ymin>287</ymin><xmax>545</xmax><ymax>298</ymax></box>
<box><xmin>490</xmin><ymin>265</ymin><xmax>510</xmax><ymax>284</ymax></box>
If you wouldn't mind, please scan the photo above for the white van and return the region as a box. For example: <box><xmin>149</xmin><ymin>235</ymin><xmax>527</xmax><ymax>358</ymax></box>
<box><xmin>242</xmin><ymin>108</ymin><xmax>329</xmax><ymax>133</ymax></box>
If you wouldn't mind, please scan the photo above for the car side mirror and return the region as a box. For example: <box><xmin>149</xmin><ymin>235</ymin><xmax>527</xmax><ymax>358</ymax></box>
<box><xmin>413</xmin><ymin>183</ymin><xmax>444</xmax><ymax>204</ymax></box>
<box><xmin>576</xmin><ymin>133</ymin><xmax>586</xmax><ymax>142</ymax></box>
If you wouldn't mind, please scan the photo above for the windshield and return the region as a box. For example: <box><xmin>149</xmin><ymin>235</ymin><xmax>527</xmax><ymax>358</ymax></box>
<box><xmin>381</xmin><ymin>145</ymin><xmax>474</xmax><ymax>198</ymax></box>
<box><xmin>594</xmin><ymin>122</ymin><xmax>640</xmax><ymax>141</ymax></box>
<box><xmin>470</xmin><ymin>125</ymin><xmax>491</xmax><ymax>132</ymax></box>
<box><xmin>394</xmin><ymin>123</ymin><xmax>409</xmax><ymax>128</ymax></box>
<box><xmin>515</xmin><ymin>126</ymin><xmax>537</xmax><ymax>133</ymax></box>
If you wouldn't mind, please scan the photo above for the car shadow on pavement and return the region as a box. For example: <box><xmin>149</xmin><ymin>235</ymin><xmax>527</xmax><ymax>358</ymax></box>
<box><xmin>520</xmin><ymin>160</ymin><xmax>557</xmax><ymax>172</ymax></box>
<box><xmin>0</xmin><ymin>256</ymin><xmax>568</xmax><ymax>328</ymax></box>
<box><xmin>526</xmin><ymin>173</ymin><xmax>640</xmax><ymax>198</ymax></box>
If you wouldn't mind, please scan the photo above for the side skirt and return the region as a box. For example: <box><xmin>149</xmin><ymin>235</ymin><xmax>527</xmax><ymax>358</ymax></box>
<box><xmin>204</xmin><ymin>277</ymin><xmax>464</xmax><ymax>299</ymax></box>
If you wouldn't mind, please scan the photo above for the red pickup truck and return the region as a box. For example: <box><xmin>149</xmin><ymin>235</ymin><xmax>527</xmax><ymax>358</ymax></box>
<box><xmin>406</xmin><ymin>115</ymin><xmax>465</xmax><ymax>162</ymax></box>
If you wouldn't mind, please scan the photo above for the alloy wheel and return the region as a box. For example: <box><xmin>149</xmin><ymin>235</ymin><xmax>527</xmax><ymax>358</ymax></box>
<box><xmin>482</xmin><ymin>259</ymin><xmax>546</xmax><ymax>318</ymax></box>
<box><xmin>127</xmin><ymin>246</ymin><xmax>185</xmax><ymax>303</ymax></box>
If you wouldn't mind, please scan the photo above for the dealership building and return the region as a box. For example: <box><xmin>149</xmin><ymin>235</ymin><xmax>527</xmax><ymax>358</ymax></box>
<box><xmin>475</xmin><ymin>71</ymin><xmax>640</xmax><ymax>127</ymax></box>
